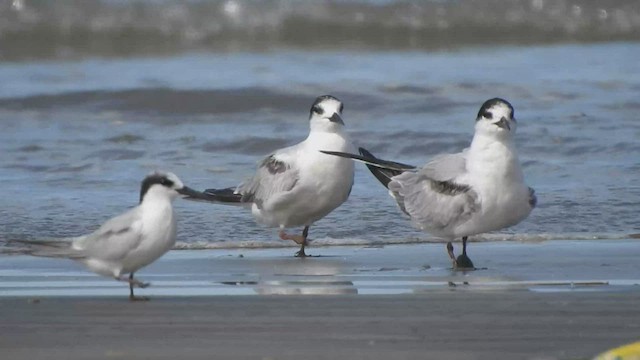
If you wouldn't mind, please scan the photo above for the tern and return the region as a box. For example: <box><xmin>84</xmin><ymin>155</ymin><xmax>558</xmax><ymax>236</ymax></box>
<box><xmin>9</xmin><ymin>172</ymin><xmax>207</xmax><ymax>300</ymax></box>
<box><xmin>190</xmin><ymin>95</ymin><xmax>355</xmax><ymax>257</ymax></box>
<box><xmin>322</xmin><ymin>98</ymin><xmax>536</xmax><ymax>269</ymax></box>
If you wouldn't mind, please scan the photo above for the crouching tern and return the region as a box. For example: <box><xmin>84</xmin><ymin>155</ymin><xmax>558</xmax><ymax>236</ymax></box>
<box><xmin>188</xmin><ymin>95</ymin><xmax>355</xmax><ymax>257</ymax></box>
<box><xmin>10</xmin><ymin>172</ymin><xmax>208</xmax><ymax>300</ymax></box>
<box><xmin>322</xmin><ymin>98</ymin><xmax>536</xmax><ymax>269</ymax></box>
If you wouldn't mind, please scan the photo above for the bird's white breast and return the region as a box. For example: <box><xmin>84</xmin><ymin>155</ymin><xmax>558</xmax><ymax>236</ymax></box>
<box><xmin>269</xmin><ymin>131</ymin><xmax>355</xmax><ymax>227</ymax></box>
<box><xmin>121</xmin><ymin>197</ymin><xmax>176</xmax><ymax>273</ymax></box>
<box><xmin>300</xmin><ymin>131</ymin><xmax>355</xmax><ymax>194</ymax></box>
<box><xmin>455</xmin><ymin>135</ymin><xmax>532</xmax><ymax>236</ymax></box>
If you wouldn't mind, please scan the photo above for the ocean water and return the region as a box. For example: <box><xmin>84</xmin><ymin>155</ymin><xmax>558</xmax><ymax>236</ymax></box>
<box><xmin>0</xmin><ymin>0</ymin><xmax>639</xmax><ymax>249</ymax></box>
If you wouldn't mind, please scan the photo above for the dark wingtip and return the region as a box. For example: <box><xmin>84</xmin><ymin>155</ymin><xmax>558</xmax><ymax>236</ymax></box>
<box><xmin>324</xmin><ymin>146</ymin><xmax>414</xmax><ymax>189</ymax></box>
<box><xmin>356</xmin><ymin>147</ymin><xmax>417</xmax><ymax>189</ymax></box>
<box><xmin>367</xmin><ymin>166</ymin><xmax>393</xmax><ymax>189</ymax></box>
<box><xmin>358</xmin><ymin>147</ymin><xmax>374</xmax><ymax>157</ymax></box>
<box><xmin>201</xmin><ymin>187</ymin><xmax>243</xmax><ymax>203</ymax></box>
<box><xmin>356</xmin><ymin>147</ymin><xmax>393</xmax><ymax>189</ymax></box>
<box><xmin>358</xmin><ymin>147</ymin><xmax>416</xmax><ymax>170</ymax></box>
<box><xmin>318</xmin><ymin>150</ymin><xmax>352</xmax><ymax>158</ymax></box>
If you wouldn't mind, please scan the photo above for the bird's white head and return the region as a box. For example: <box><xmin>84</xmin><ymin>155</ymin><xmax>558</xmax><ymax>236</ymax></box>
<box><xmin>309</xmin><ymin>95</ymin><xmax>345</xmax><ymax>133</ymax></box>
<box><xmin>475</xmin><ymin>98</ymin><xmax>517</xmax><ymax>139</ymax></box>
<box><xmin>139</xmin><ymin>171</ymin><xmax>203</xmax><ymax>203</ymax></box>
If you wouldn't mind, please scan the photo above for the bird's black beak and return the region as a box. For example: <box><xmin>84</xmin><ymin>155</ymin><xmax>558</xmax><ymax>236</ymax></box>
<box><xmin>177</xmin><ymin>186</ymin><xmax>216</xmax><ymax>200</ymax></box>
<box><xmin>329</xmin><ymin>113</ymin><xmax>344</xmax><ymax>125</ymax></box>
<box><xmin>495</xmin><ymin>117</ymin><xmax>511</xmax><ymax>131</ymax></box>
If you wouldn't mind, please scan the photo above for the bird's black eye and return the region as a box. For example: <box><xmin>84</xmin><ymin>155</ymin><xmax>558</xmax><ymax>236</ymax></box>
<box><xmin>483</xmin><ymin>111</ymin><xmax>492</xmax><ymax>119</ymax></box>
<box><xmin>312</xmin><ymin>105</ymin><xmax>323</xmax><ymax>115</ymax></box>
<box><xmin>339</xmin><ymin>104</ymin><xmax>344</xmax><ymax>113</ymax></box>
<box><xmin>160</xmin><ymin>177</ymin><xmax>174</xmax><ymax>187</ymax></box>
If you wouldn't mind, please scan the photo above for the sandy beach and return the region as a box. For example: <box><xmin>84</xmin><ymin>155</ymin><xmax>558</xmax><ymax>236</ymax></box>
<box><xmin>1</xmin><ymin>240</ymin><xmax>639</xmax><ymax>359</ymax></box>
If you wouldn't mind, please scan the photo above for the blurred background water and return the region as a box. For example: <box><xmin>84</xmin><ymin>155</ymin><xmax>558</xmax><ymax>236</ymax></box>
<box><xmin>0</xmin><ymin>0</ymin><xmax>639</xmax><ymax>248</ymax></box>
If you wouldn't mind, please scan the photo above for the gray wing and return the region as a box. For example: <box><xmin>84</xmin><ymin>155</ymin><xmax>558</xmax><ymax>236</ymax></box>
<box><xmin>420</xmin><ymin>150</ymin><xmax>468</xmax><ymax>181</ymax></box>
<box><xmin>388</xmin><ymin>150</ymin><xmax>479</xmax><ymax>233</ymax></box>
<box><xmin>72</xmin><ymin>207</ymin><xmax>144</xmax><ymax>261</ymax></box>
<box><xmin>236</xmin><ymin>152</ymin><xmax>300</xmax><ymax>209</ymax></box>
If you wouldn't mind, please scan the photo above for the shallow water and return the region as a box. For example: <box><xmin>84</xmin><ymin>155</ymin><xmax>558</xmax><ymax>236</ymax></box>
<box><xmin>1</xmin><ymin>241</ymin><xmax>639</xmax><ymax>297</ymax></box>
<box><xmin>0</xmin><ymin>40</ymin><xmax>639</xmax><ymax>247</ymax></box>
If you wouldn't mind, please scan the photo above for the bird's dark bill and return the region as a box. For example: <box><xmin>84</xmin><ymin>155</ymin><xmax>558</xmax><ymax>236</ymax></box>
<box><xmin>496</xmin><ymin>118</ymin><xmax>510</xmax><ymax>130</ymax></box>
<box><xmin>329</xmin><ymin>113</ymin><xmax>344</xmax><ymax>125</ymax></box>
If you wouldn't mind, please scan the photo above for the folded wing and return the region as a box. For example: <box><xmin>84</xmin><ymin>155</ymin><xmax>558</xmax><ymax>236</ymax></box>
<box><xmin>72</xmin><ymin>207</ymin><xmax>144</xmax><ymax>262</ymax></box>
<box><xmin>229</xmin><ymin>152</ymin><xmax>300</xmax><ymax>209</ymax></box>
<box><xmin>389</xmin><ymin>169</ymin><xmax>478</xmax><ymax>233</ymax></box>
<box><xmin>325</xmin><ymin>146</ymin><xmax>480</xmax><ymax>234</ymax></box>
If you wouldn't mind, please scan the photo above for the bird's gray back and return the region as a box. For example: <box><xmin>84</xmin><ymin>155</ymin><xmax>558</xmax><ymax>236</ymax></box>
<box><xmin>419</xmin><ymin>150</ymin><xmax>468</xmax><ymax>182</ymax></box>
<box><xmin>73</xmin><ymin>206</ymin><xmax>144</xmax><ymax>262</ymax></box>
<box><xmin>236</xmin><ymin>150</ymin><xmax>300</xmax><ymax>209</ymax></box>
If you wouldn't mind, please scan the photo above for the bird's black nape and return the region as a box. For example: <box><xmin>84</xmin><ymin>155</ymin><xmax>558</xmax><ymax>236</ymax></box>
<box><xmin>476</xmin><ymin>98</ymin><xmax>514</xmax><ymax>120</ymax></box>
<box><xmin>139</xmin><ymin>174</ymin><xmax>174</xmax><ymax>203</ymax></box>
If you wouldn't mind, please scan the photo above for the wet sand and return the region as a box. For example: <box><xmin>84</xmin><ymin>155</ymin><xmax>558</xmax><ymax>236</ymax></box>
<box><xmin>1</xmin><ymin>240</ymin><xmax>639</xmax><ymax>359</ymax></box>
<box><xmin>1</xmin><ymin>292</ymin><xmax>639</xmax><ymax>360</ymax></box>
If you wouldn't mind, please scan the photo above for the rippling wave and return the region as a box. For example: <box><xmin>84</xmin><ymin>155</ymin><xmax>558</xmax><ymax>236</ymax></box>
<box><xmin>2</xmin><ymin>0</ymin><xmax>640</xmax><ymax>60</ymax></box>
<box><xmin>1</xmin><ymin>43</ymin><xmax>638</xmax><ymax>243</ymax></box>
<box><xmin>0</xmin><ymin>88</ymin><xmax>313</xmax><ymax>114</ymax></box>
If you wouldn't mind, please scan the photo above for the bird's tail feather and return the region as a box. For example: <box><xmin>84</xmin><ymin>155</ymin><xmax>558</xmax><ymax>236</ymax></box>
<box><xmin>320</xmin><ymin>147</ymin><xmax>415</xmax><ymax>189</ymax></box>
<box><xmin>3</xmin><ymin>239</ymin><xmax>84</xmax><ymax>259</ymax></box>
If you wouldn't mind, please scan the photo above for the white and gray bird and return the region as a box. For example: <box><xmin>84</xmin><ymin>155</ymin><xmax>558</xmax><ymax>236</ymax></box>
<box><xmin>190</xmin><ymin>95</ymin><xmax>355</xmax><ymax>257</ymax></box>
<box><xmin>322</xmin><ymin>98</ymin><xmax>536</xmax><ymax>269</ymax></box>
<box><xmin>10</xmin><ymin>172</ymin><xmax>207</xmax><ymax>300</ymax></box>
